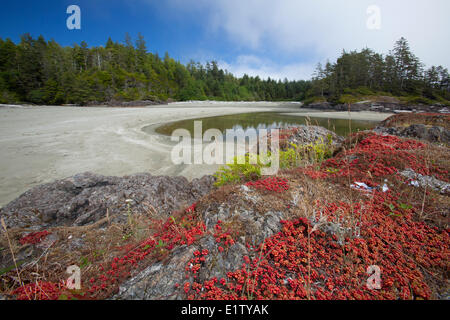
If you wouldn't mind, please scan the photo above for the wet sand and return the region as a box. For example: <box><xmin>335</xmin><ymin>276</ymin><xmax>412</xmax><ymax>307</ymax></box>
<box><xmin>0</xmin><ymin>102</ymin><xmax>298</xmax><ymax>206</ymax></box>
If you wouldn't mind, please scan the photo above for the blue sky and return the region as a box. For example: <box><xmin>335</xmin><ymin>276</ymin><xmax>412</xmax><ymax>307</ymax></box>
<box><xmin>1</xmin><ymin>0</ymin><xmax>449</xmax><ymax>80</ymax></box>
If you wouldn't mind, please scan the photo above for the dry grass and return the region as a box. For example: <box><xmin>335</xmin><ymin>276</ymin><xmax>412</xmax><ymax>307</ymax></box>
<box><xmin>0</xmin><ymin>203</ymin><xmax>167</xmax><ymax>298</ymax></box>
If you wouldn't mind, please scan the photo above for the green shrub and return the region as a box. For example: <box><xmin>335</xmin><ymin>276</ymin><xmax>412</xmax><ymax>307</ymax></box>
<box><xmin>355</xmin><ymin>86</ymin><xmax>375</xmax><ymax>96</ymax></box>
<box><xmin>280</xmin><ymin>136</ymin><xmax>334</xmax><ymax>169</ymax></box>
<box><xmin>402</xmin><ymin>96</ymin><xmax>434</xmax><ymax>105</ymax></box>
<box><xmin>214</xmin><ymin>137</ymin><xmax>334</xmax><ymax>187</ymax></box>
<box><xmin>280</xmin><ymin>145</ymin><xmax>299</xmax><ymax>169</ymax></box>
<box><xmin>337</xmin><ymin>94</ymin><xmax>360</xmax><ymax>104</ymax></box>
<box><xmin>214</xmin><ymin>154</ymin><xmax>264</xmax><ymax>187</ymax></box>
<box><xmin>302</xmin><ymin>96</ymin><xmax>327</xmax><ymax>105</ymax></box>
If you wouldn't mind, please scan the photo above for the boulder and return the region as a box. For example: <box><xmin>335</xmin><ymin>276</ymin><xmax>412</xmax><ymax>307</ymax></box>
<box><xmin>286</xmin><ymin>125</ymin><xmax>343</xmax><ymax>146</ymax></box>
<box><xmin>0</xmin><ymin>172</ymin><xmax>215</xmax><ymax>230</ymax></box>
<box><xmin>114</xmin><ymin>196</ymin><xmax>285</xmax><ymax>300</ymax></box>
<box><xmin>374</xmin><ymin>124</ymin><xmax>450</xmax><ymax>143</ymax></box>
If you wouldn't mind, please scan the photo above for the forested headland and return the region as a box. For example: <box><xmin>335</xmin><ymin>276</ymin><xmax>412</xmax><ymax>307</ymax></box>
<box><xmin>308</xmin><ymin>37</ymin><xmax>450</xmax><ymax>106</ymax></box>
<box><xmin>0</xmin><ymin>34</ymin><xmax>448</xmax><ymax>106</ymax></box>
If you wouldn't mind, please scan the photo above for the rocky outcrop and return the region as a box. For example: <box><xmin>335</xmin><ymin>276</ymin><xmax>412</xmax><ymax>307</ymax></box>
<box><xmin>374</xmin><ymin>124</ymin><xmax>450</xmax><ymax>143</ymax></box>
<box><xmin>0</xmin><ymin>172</ymin><xmax>215</xmax><ymax>230</ymax></box>
<box><xmin>400</xmin><ymin>169</ymin><xmax>450</xmax><ymax>195</ymax></box>
<box><xmin>84</xmin><ymin>100</ymin><xmax>167</xmax><ymax>107</ymax></box>
<box><xmin>305</xmin><ymin>101</ymin><xmax>449</xmax><ymax>114</ymax></box>
<box><xmin>106</xmin><ymin>100</ymin><xmax>167</xmax><ymax>107</ymax></box>
<box><xmin>286</xmin><ymin>125</ymin><xmax>344</xmax><ymax>146</ymax></box>
<box><xmin>114</xmin><ymin>185</ymin><xmax>285</xmax><ymax>300</ymax></box>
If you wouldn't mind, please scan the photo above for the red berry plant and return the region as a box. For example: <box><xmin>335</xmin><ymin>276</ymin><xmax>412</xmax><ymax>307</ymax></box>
<box><xmin>246</xmin><ymin>177</ymin><xmax>290</xmax><ymax>193</ymax></box>
<box><xmin>19</xmin><ymin>231</ymin><xmax>51</xmax><ymax>245</ymax></box>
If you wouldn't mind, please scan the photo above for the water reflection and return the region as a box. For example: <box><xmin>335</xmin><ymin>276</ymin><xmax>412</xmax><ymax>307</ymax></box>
<box><xmin>153</xmin><ymin>112</ymin><xmax>378</xmax><ymax>137</ymax></box>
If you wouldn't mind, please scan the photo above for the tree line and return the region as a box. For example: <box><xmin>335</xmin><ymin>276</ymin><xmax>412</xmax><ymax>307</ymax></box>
<box><xmin>309</xmin><ymin>37</ymin><xmax>450</xmax><ymax>105</ymax></box>
<box><xmin>0</xmin><ymin>34</ymin><xmax>448</xmax><ymax>106</ymax></box>
<box><xmin>0</xmin><ymin>33</ymin><xmax>309</xmax><ymax>105</ymax></box>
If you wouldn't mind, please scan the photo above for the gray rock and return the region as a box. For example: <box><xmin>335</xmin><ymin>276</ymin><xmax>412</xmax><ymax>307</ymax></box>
<box><xmin>305</xmin><ymin>101</ymin><xmax>447</xmax><ymax>114</ymax></box>
<box><xmin>374</xmin><ymin>124</ymin><xmax>450</xmax><ymax>143</ymax></box>
<box><xmin>287</xmin><ymin>125</ymin><xmax>343</xmax><ymax>146</ymax></box>
<box><xmin>0</xmin><ymin>172</ymin><xmax>215</xmax><ymax>230</ymax></box>
<box><xmin>114</xmin><ymin>245</ymin><xmax>198</xmax><ymax>300</ymax></box>
<box><xmin>115</xmin><ymin>202</ymin><xmax>286</xmax><ymax>300</ymax></box>
<box><xmin>400</xmin><ymin>169</ymin><xmax>450</xmax><ymax>195</ymax></box>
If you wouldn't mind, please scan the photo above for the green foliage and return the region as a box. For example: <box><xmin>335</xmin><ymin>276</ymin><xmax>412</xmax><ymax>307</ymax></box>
<box><xmin>155</xmin><ymin>239</ymin><xmax>166</xmax><ymax>248</ymax></box>
<box><xmin>308</xmin><ymin>137</ymin><xmax>333</xmax><ymax>163</ymax></box>
<box><xmin>79</xmin><ymin>256</ymin><xmax>91</xmax><ymax>269</ymax></box>
<box><xmin>0</xmin><ymin>35</ymin><xmax>311</xmax><ymax>105</ymax></box>
<box><xmin>214</xmin><ymin>154</ymin><xmax>264</xmax><ymax>187</ymax></box>
<box><xmin>214</xmin><ymin>138</ymin><xmax>334</xmax><ymax>187</ymax></box>
<box><xmin>308</xmin><ymin>37</ymin><xmax>450</xmax><ymax>105</ymax></box>
<box><xmin>2</xmin><ymin>35</ymin><xmax>446</xmax><ymax>106</ymax></box>
<box><xmin>400</xmin><ymin>95</ymin><xmax>435</xmax><ymax>105</ymax></box>
<box><xmin>337</xmin><ymin>94</ymin><xmax>361</xmax><ymax>105</ymax></box>
<box><xmin>279</xmin><ymin>144</ymin><xmax>299</xmax><ymax>169</ymax></box>
<box><xmin>398</xmin><ymin>203</ymin><xmax>412</xmax><ymax>210</ymax></box>
<box><xmin>0</xmin><ymin>260</ymin><xmax>25</xmax><ymax>276</ymax></box>
<box><xmin>279</xmin><ymin>138</ymin><xmax>334</xmax><ymax>169</ymax></box>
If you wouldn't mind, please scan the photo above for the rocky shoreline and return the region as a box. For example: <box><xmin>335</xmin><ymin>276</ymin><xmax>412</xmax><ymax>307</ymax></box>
<box><xmin>0</xmin><ymin>173</ymin><xmax>215</xmax><ymax>231</ymax></box>
<box><xmin>0</xmin><ymin>125</ymin><xmax>338</xmax><ymax>231</ymax></box>
<box><xmin>84</xmin><ymin>99</ymin><xmax>169</xmax><ymax>108</ymax></box>
<box><xmin>305</xmin><ymin>101</ymin><xmax>449</xmax><ymax>114</ymax></box>
<box><xmin>1</xmin><ymin>118</ymin><xmax>448</xmax><ymax>300</ymax></box>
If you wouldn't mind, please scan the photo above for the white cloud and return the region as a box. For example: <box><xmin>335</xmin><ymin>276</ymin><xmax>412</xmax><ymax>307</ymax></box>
<box><xmin>153</xmin><ymin>0</ymin><xmax>450</xmax><ymax>79</ymax></box>
<box><xmin>219</xmin><ymin>55</ymin><xmax>315</xmax><ymax>81</ymax></box>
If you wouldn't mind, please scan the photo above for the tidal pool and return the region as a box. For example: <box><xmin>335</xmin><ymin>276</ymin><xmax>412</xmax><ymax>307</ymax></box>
<box><xmin>153</xmin><ymin>112</ymin><xmax>379</xmax><ymax>137</ymax></box>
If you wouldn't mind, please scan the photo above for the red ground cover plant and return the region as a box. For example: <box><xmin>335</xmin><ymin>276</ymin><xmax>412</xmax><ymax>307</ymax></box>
<box><xmin>11</xmin><ymin>134</ymin><xmax>449</xmax><ymax>300</ymax></box>
<box><xmin>85</xmin><ymin>204</ymin><xmax>206</xmax><ymax>298</ymax></box>
<box><xmin>180</xmin><ymin>134</ymin><xmax>449</xmax><ymax>300</ymax></box>
<box><xmin>183</xmin><ymin>190</ymin><xmax>449</xmax><ymax>300</ymax></box>
<box><xmin>246</xmin><ymin>177</ymin><xmax>290</xmax><ymax>193</ymax></box>
<box><xmin>12</xmin><ymin>203</ymin><xmax>206</xmax><ymax>300</ymax></box>
<box><xmin>301</xmin><ymin>133</ymin><xmax>448</xmax><ymax>185</ymax></box>
<box><xmin>19</xmin><ymin>231</ymin><xmax>51</xmax><ymax>245</ymax></box>
<box><xmin>12</xmin><ymin>281</ymin><xmax>64</xmax><ymax>300</ymax></box>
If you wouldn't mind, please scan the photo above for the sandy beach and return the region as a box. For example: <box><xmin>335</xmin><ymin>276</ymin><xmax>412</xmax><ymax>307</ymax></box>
<box><xmin>0</xmin><ymin>102</ymin><xmax>395</xmax><ymax>206</ymax></box>
<box><xmin>0</xmin><ymin>102</ymin><xmax>301</xmax><ymax>206</ymax></box>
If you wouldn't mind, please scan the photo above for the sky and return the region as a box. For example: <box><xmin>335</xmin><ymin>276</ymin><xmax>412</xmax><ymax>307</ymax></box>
<box><xmin>0</xmin><ymin>0</ymin><xmax>449</xmax><ymax>80</ymax></box>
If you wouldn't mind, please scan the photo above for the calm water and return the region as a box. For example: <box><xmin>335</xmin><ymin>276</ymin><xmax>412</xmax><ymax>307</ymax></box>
<box><xmin>153</xmin><ymin>112</ymin><xmax>378</xmax><ymax>137</ymax></box>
